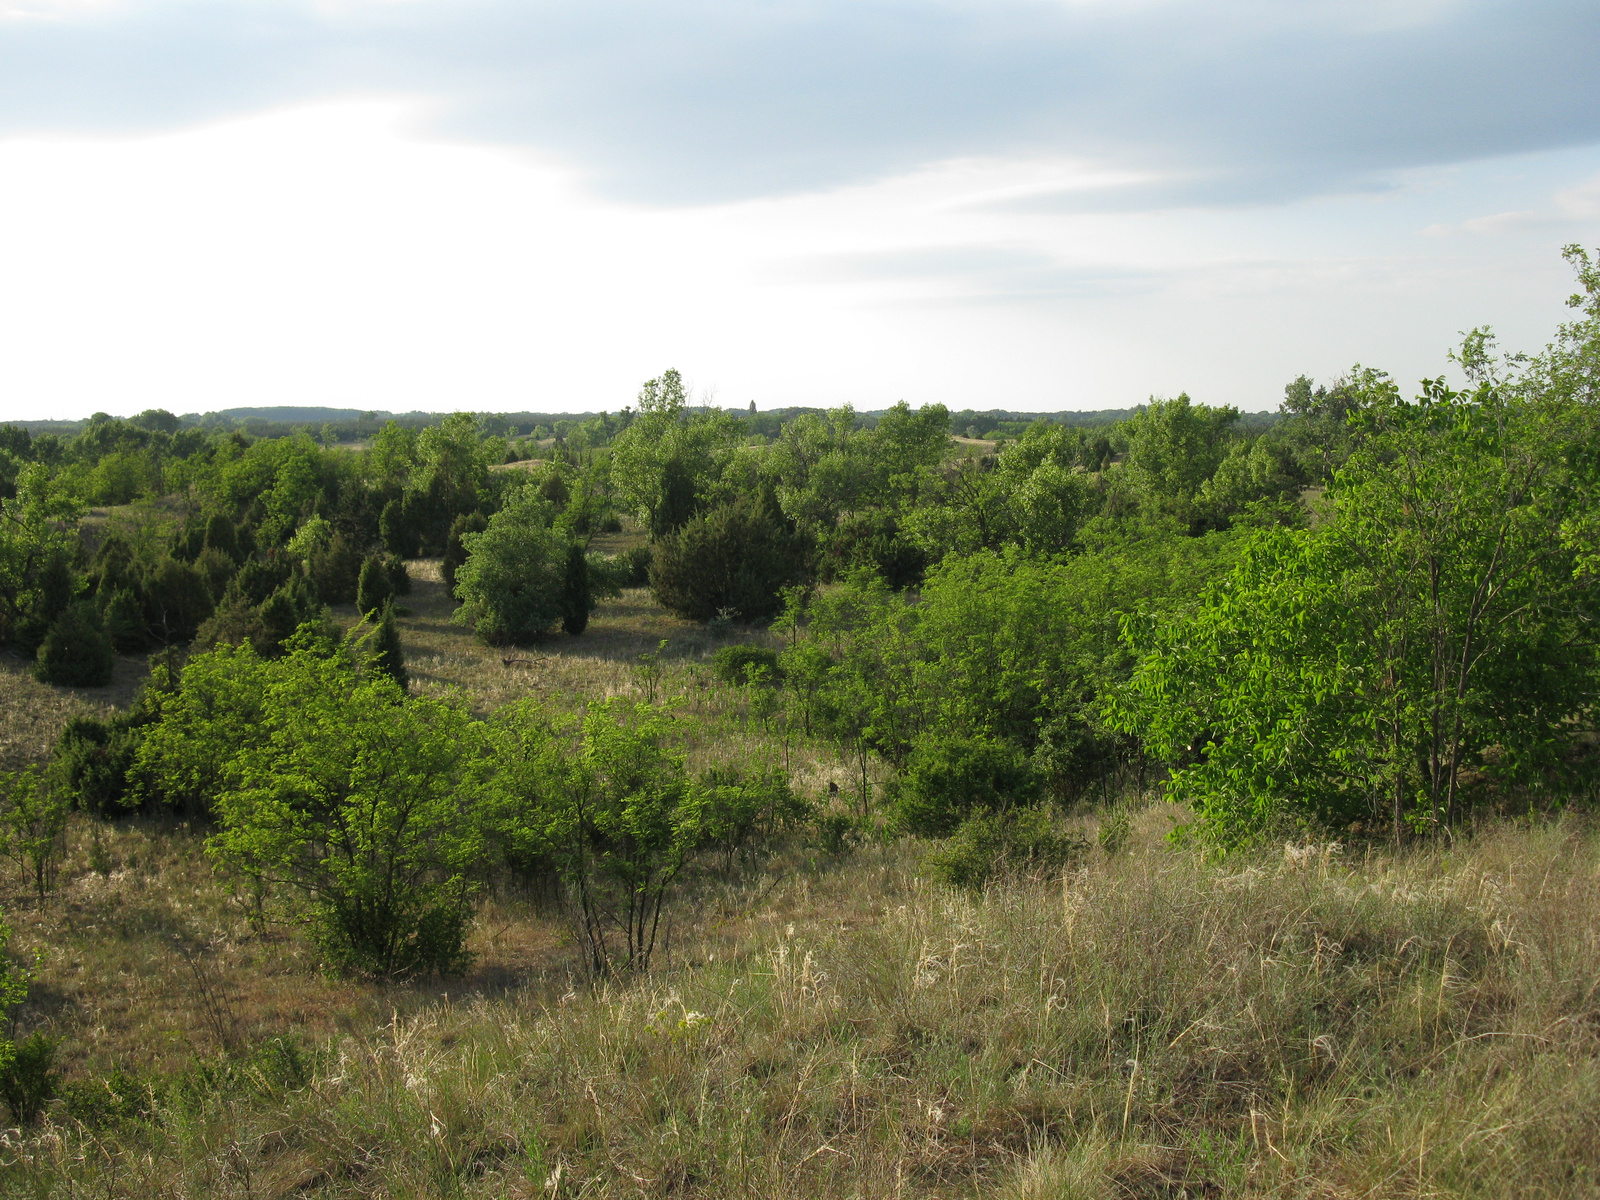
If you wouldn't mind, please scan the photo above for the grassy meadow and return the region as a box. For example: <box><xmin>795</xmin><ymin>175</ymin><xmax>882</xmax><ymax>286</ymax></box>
<box><xmin>2</xmin><ymin>566</ymin><xmax>1600</xmax><ymax>1196</ymax></box>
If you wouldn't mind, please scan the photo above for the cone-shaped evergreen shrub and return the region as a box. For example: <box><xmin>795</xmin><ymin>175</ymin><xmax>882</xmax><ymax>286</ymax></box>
<box><xmin>258</xmin><ymin>574</ymin><xmax>322</xmax><ymax>654</ymax></box>
<box><xmin>203</xmin><ymin>512</ymin><xmax>239</xmax><ymax>561</ymax></box>
<box><xmin>370</xmin><ymin>601</ymin><xmax>407</xmax><ymax>689</ymax></box>
<box><xmin>356</xmin><ymin>554</ymin><xmax>393</xmax><ymax>616</ymax></box>
<box><xmin>384</xmin><ymin>553</ymin><xmax>411</xmax><ymax>595</ymax></box>
<box><xmin>34</xmin><ymin>602</ymin><xmax>114</xmax><ymax>687</ymax></box>
<box><xmin>141</xmin><ymin>557</ymin><xmax>214</xmax><ymax>645</ymax></box>
<box><xmin>103</xmin><ymin>587</ymin><xmax>149</xmax><ymax>654</ymax></box>
<box><xmin>379</xmin><ymin>498</ymin><xmax>419</xmax><ymax>558</ymax></box>
<box><xmin>308</xmin><ymin>533</ymin><xmax>362</xmax><ymax>606</ymax></box>
<box><xmin>561</xmin><ymin>541</ymin><xmax>591</xmax><ymax>635</ymax></box>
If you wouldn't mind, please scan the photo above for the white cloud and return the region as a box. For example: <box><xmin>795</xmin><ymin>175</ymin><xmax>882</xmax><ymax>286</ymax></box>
<box><xmin>0</xmin><ymin>101</ymin><xmax>1594</xmax><ymax>421</ymax></box>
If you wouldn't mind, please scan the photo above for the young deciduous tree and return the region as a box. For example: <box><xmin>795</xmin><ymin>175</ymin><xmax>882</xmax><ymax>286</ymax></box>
<box><xmin>1</xmin><ymin>768</ymin><xmax>68</xmax><ymax>901</ymax></box>
<box><xmin>205</xmin><ymin>648</ymin><xmax>487</xmax><ymax>976</ymax></box>
<box><xmin>493</xmin><ymin>699</ymin><xmax>697</xmax><ymax>977</ymax></box>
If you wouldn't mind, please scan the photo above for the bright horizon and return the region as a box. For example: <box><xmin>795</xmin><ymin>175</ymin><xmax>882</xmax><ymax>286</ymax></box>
<box><xmin>1</xmin><ymin>1</ymin><xmax>1598</xmax><ymax>422</ymax></box>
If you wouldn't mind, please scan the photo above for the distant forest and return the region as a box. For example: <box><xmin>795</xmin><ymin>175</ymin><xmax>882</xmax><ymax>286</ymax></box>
<box><xmin>8</xmin><ymin>401</ymin><xmax>1280</xmax><ymax>445</ymax></box>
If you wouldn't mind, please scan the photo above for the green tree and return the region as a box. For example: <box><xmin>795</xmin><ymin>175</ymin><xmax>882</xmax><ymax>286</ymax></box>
<box><xmin>1112</xmin><ymin>377</ymin><xmax>1600</xmax><ymax>844</ymax></box>
<box><xmin>494</xmin><ymin>700</ymin><xmax>696</xmax><ymax>977</ymax></box>
<box><xmin>141</xmin><ymin>556</ymin><xmax>214</xmax><ymax>645</ymax></box>
<box><xmin>561</xmin><ymin>540</ymin><xmax>592</xmax><ymax>635</ymax></box>
<box><xmin>610</xmin><ymin>369</ymin><xmax>740</xmax><ymax>538</ymax></box>
<box><xmin>356</xmin><ymin>553</ymin><xmax>393</xmax><ymax>616</ymax></box>
<box><xmin>1</xmin><ymin>768</ymin><xmax>68</xmax><ymax>901</ymax></box>
<box><xmin>0</xmin><ymin>465</ymin><xmax>83</xmax><ymax>648</ymax></box>
<box><xmin>452</xmin><ymin>490</ymin><xmax>567</xmax><ymax>644</ymax></box>
<box><xmin>33</xmin><ymin>602</ymin><xmax>114</xmax><ymax>687</ymax></box>
<box><xmin>102</xmin><ymin>588</ymin><xmax>148</xmax><ymax>654</ymax></box>
<box><xmin>368</xmin><ymin>600</ymin><xmax>407</xmax><ymax>689</ymax></box>
<box><xmin>442</xmin><ymin>511</ymin><xmax>488</xmax><ymax>593</ymax></box>
<box><xmin>206</xmin><ymin>648</ymin><xmax>487</xmax><ymax>976</ymax></box>
<box><xmin>649</xmin><ymin>494</ymin><xmax>808</xmax><ymax>622</ymax></box>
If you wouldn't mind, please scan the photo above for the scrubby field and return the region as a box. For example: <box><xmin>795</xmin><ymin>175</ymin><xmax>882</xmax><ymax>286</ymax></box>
<box><xmin>3</xmin><ymin>801</ymin><xmax>1599</xmax><ymax>1198</ymax></box>
<box><xmin>5</xmin><ymin>567</ymin><xmax>1600</xmax><ymax>1196</ymax></box>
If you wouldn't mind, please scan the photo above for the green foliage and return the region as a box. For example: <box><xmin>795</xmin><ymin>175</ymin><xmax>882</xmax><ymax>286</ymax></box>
<box><xmin>1111</xmin><ymin>378</ymin><xmax>1600</xmax><ymax>845</ymax></box>
<box><xmin>2</xmin><ymin>767</ymin><xmax>69</xmax><ymax>900</ymax></box>
<box><xmin>923</xmin><ymin>809</ymin><xmax>1085</xmax><ymax>891</ymax></box>
<box><xmin>33</xmin><ymin>601</ymin><xmax>114</xmax><ymax>686</ymax></box>
<box><xmin>892</xmin><ymin>735</ymin><xmax>1037</xmax><ymax>837</ymax></box>
<box><xmin>133</xmin><ymin>641</ymin><xmax>277</xmax><ymax>817</ymax></box>
<box><xmin>684</xmin><ymin>764</ymin><xmax>807</xmax><ymax>875</ymax></box>
<box><xmin>202</xmin><ymin>512</ymin><xmax>239</xmax><ymax>561</ymax></box>
<box><xmin>819</xmin><ymin>509</ymin><xmax>926</xmax><ymax>588</ymax></box>
<box><xmin>192</xmin><ymin>545</ymin><xmax>237</xmax><ymax>601</ymax></box>
<box><xmin>901</xmin><ymin>424</ymin><xmax>1099</xmax><ymax>561</ymax></box>
<box><xmin>15</xmin><ymin>549</ymin><xmax>76</xmax><ymax>653</ymax></box>
<box><xmin>204</xmin><ymin>646</ymin><xmax>487</xmax><ymax>977</ymax></box>
<box><xmin>649</xmin><ymin>494</ymin><xmax>808</xmax><ymax>623</ymax></box>
<box><xmin>452</xmin><ymin>491</ymin><xmax>567</xmax><ymax>645</ymax></box>
<box><xmin>1114</xmin><ymin>393</ymin><xmax>1242</xmax><ymax>528</ymax></box>
<box><xmin>494</xmin><ymin>699</ymin><xmax>697</xmax><ymax>976</ymax></box>
<box><xmin>610</xmin><ymin>369</ymin><xmax>740</xmax><ymax>538</ymax></box>
<box><xmin>368</xmin><ymin>600</ymin><xmax>408</xmax><ymax>689</ymax></box>
<box><xmin>0</xmin><ymin>1033</ymin><xmax>60</xmax><ymax>1124</ymax></box>
<box><xmin>142</xmin><ymin>556</ymin><xmax>214</xmax><ymax>645</ymax></box>
<box><xmin>379</xmin><ymin>497</ymin><xmax>419</xmax><ymax>558</ymax></box>
<box><xmin>102</xmin><ymin>587</ymin><xmax>149</xmax><ymax>653</ymax></box>
<box><xmin>356</xmin><ymin>553</ymin><xmax>392</xmax><ymax>616</ymax></box>
<box><xmin>308</xmin><ymin>532</ymin><xmax>362</xmax><ymax>606</ymax></box>
<box><xmin>0</xmin><ymin>911</ymin><xmax>32</xmax><ymax>1092</ymax></box>
<box><xmin>383</xmin><ymin>552</ymin><xmax>411</xmax><ymax>596</ymax></box>
<box><xmin>51</xmin><ymin>715</ymin><xmax>143</xmax><ymax>816</ymax></box>
<box><xmin>560</xmin><ymin>540</ymin><xmax>591</xmax><ymax>636</ymax></box>
<box><xmin>712</xmin><ymin>643</ymin><xmax>782</xmax><ymax>686</ymax></box>
<box><xmin>441</xmin><ymin>511</ymin><xmax>488</xmax><ymax>594</ymax></box>
<box><xmin>619</xmin><ymin>545</ymin><xmax>652</xmax><ymax>587</ymax></box>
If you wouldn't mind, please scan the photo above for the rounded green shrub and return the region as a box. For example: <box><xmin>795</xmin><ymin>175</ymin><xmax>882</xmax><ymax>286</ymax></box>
<box><xmin>34</xmin><ymin>602</ymin><xmax>114</xmax><ymax>687</ymax></box>
<box><xmin>649</xmin><ymin>495</ymin><xmax>807</xmax><ymax>623</ymax></box>
<box><xmin>451</xmin><ymin>491</ymin><xmax>566</xmax><ymax>645</ymax></box>
<box><xmin>892</xmin><ymin>734</ymin><xmax>1037</xmax><ymax>837</ymax></box>
<box><xmin>712</xmin><ymin>643</ymin><xmax>782</xmax><ymax>686</ymax></box>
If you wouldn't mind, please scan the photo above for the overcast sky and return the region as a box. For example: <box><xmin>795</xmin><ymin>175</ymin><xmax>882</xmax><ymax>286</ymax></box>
<box><xmin>1</xmin><ymin>0</ymin><xmax>1598</xmax><ymax>420</ymax></box>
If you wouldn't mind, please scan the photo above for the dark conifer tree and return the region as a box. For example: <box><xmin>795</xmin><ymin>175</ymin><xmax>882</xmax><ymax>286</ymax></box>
<box><xmin>370</xmin><ymin>600</ymin><xmax>408</xmax><ymax>689</ymax></box>
<box><xmin>561</xmin><ymin>541</ymin><xmax>591</xmax><ymax>635</ymax></box>
<box><xmin>34</xmin><ymin>602</ymin><xmax>115</xmax><ymax>687</ymax></box>
<box><xmin>356</xmin><ymin>554</ymin><xmax>393</xmax><ymax>616</ymax></box>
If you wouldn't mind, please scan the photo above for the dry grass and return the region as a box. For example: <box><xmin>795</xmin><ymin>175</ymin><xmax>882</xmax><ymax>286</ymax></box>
<box><xmin>7</xmin><ymin>810</ymin><xmax>1600</xmax><ymax>1197</ymax></box>
<box><xmin>0</xmin><ymin>652</ymin><xmax>152</xmax><ymax>770</ymax></box>
<box><xmin>391</xmin><ymin>560</ymin><xmax>870</xmax><ymax>791</ymax></box>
